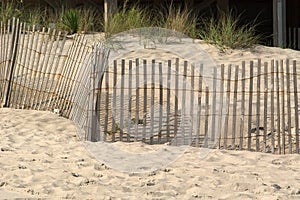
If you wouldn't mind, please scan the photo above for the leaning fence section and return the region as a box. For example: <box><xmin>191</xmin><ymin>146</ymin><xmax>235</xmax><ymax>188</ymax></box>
<box><xmin>0</xmin><ymin>18</ymin><xmax>109</xmax><ymax>137</ymax></box>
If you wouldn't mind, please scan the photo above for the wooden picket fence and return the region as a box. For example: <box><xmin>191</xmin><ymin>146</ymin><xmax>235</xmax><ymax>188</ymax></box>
<box><xmin>96</xmin><ymin>58</ymin><xmax>300</xmax><ymax>154</ymax></box>
<box><xmin>0</xmin><ymin>18</ymin><xmax>300</xmax><ymax>154</ymax></box>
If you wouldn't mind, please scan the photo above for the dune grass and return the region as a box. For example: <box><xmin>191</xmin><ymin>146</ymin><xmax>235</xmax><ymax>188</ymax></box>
<box><xmin>199</xmin><ymin>11</ymin><xmax>261</xmax><ymax>50</ymax></box>
<box><xmin>60</xmin><ymin>9</ymin><xmax>80</xmax><ymax>34</ymax></box>
<box><xmin>0</xmin><ymin>0</ymin><xmax>22</xmax><ymax>23</ymax></box>
<box><xmin>0</xmin><ymin>1</ymin><xmax>261</xmax><ymax>49</ymax></box>
<box><xmin>157</xmin><ymin>3</ymin><xmax>198</xmax><ymax>38</ymax></box>
<box><xmin>104</xmin><ymin>1</ymin><xmax>151</xmax><ymax>38</ymax></box>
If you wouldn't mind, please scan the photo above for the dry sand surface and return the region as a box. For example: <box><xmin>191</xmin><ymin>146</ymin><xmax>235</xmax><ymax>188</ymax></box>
<box><xmin>1</xmin><ymin>108</ymin><xmax>300</xmax><ymax>199</ymax></box>
<box><xmin>1</xmin><ymin>34</ymin><xmax>300</xmax><ymax>199</ymax></box>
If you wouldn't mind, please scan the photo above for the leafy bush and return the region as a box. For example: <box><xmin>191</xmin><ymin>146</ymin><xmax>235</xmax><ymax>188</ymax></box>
<box><xmin>199</xmin><ymin>11</ymin><xmax>260</xmax><ymax>50</ymax></box>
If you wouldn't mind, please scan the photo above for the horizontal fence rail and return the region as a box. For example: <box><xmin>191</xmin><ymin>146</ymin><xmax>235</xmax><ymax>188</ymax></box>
<box><xmin>0</xmin><ymin>18</ymin><xmax>299</xmax><ymax>155</ymax></box>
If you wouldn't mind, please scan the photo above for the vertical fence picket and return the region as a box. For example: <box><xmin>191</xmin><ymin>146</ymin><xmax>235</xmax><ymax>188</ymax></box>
<box><xmin>174</xmin><ymin>58</ymin><xmax>179</xmax><ymax>145</ymax></box>
<box><xmin>2</xmin><ymin>20</ymin><xmax>10</xmax><ymax>106</ymax></box>
<box><xmin>263</xmin><ymin>62</ymin><xmax>268</xmax><ymax>152</ymax></box>
<box><xmin>218</xmin><ymin>64</ymin><xmax>225</xmax><ymax>149</ymax></box>
<box><xmin>88</xmin><ymin>49</ymin><xmax>97</xmax><ymax>142</ymax></box>
<box><xmin>232</xmin><ymin>65</ymin><xmax>239</xmax><ymax>148</ymax></box>
<box><xmin>240</xmin><ymin>62</ymin><xmax>246</xmax><ymax>150</ymax></box>
<box><xmin>143</xmin><ymin>60</ymin><xmax>147</xmax><ymax>143</ymax></box>
<box><xmin>159</xmin><ymin>62</ymin><xmax>163</xmax><ymax>143</ymax></box>
<box><xmin>196</xmin><ymin>65</ymin><xmax>203</xmax><ymax>147</ymax></box>
<box><xmin>189</xmin><ymin>64</ymin><xmax>195</xmax><ymax>145</ymax></box>
<box><xmin>271</xmin><ymin>60</ymin><xmax>275</xmax><ymax>153</ymax></box>
<box><xmin>119</xmin><ymin>60</ymin><xmax>125</xmax><ymax>141</ymax></box>
<box><xmin>211</xmin><ymin>67</ymin><xmax>217</xmax><ymax>144</ymax></box>
<box><xmin>280</xmin><ymin>60</ymin><xmax>286</xmax><ymax>154</ymax></box>
<box><xmin>276</xmin><ymin>61</ymin><xmax>281</xmax><ymax>154</ymax></box>
<box><xmin>150</xmin><ymin>60</ymin><xmax>155</xmax><ymax>144</ymax></box>
<box><xmin>166</xmin><ymin>60</ymin><xmax>171</xmax><ymax>142</ymax></box>
<box><xmin>247</xmin><ymin>61</ymin><xmax>254</xmax><ymax>151</ymax></box>
<box><xmin>3</xmin><ymin>20</ymin><xmax>11</xmax><ymax>103</ymax></box>
<box><xmin>223</xmin><ymin>65</ymin><xmax>231</xmax><ymax>149</ymax></box>
<box><xmin>256</xmin><ymin>59</ymin><xmax>261</xmax><ymax>152</ymax></box>
<box><xmin>286</xmin><ymin>60</ymin><xmax>292</xmax><ymax>154</ymax></box>
<box><xmin>204</xmin><ymin>86</ymin><xmax>209</xmax><ymax>148</ymax></box>
<box><xmin>126</xmin><ymin>60</ymin><xmax>133</xmax><ymax>142</ymax></box>
<box><xmin>134</xmin><ymin>58</ymin><xmax>140</xmax><ymax>142</ymax></box>
<box><xmin>182</xmin><ymin>61</ymin><xmax>187</xmax><ymax>144</ymax></box>
<box><xmin>104</xmin><ymin>63</ymin><xmax>110</xmax><ymax>142</ymax></box>
<box><xmin>112</xmin><ymin>61</ymin><xmax>118</xmax><ymax>142</ymax></box>
<box><xmin>293</xmin><ymin>60</ymin><xmax>299</xmax><ymax>153</ymax></box>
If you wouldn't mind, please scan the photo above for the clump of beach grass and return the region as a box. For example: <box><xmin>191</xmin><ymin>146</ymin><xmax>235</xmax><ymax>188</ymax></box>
<box><xmin>199</xmin><ymin>11</ymin><xmax>261</xmax><ymax>51</ymax></box>
<box><xmin>22</xmin><ymin>7</ymin><xmax>44</xmax><ymax>29</ymax></box>
<box><xmin>60</xmin><ymin>9</ymin><xmax>80</xmax><ymax>34</ymax></box>
<box><xmin>0</xmin><ymin>0</ymin><xmax>22</xmax><ymax>23</ymax></box>
<box><xmin>157</xmin><ymin>3</ymin><xmax>198</xmax><ymax>38</ymax></box>
<box><xmin>104</xmin><ymin>1</ymin><xmax>151</xmax><ymax>38</ymax></box>
<box><xmin>78</xmin><ymin>7</ymin><xmax>103</xmax><ymax>33</ymax></box>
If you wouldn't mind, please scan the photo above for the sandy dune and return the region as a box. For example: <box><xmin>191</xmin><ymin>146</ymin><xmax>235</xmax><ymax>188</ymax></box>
<box><xmin>1</xmin><ymin>108</ymin><xmax>300</xmax><ymax>199</ymax></box>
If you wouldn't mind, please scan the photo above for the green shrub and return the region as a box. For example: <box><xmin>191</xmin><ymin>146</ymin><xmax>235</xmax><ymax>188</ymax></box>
<box><xmin>199</xmin><ymin>11</ymin><xmax>260</xmax><ymax>50</ymax></box>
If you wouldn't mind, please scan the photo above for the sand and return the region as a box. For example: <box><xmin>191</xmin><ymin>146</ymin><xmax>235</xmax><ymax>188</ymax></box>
<box><xmin>1</xmin><ymin>108</ymin><xmax>300</xmax><ymax>199</ymax></box>
<box><xmin>1</xmin><ymin>33</ymin><xmax>300</xmax><ymax>199</ymax></box>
